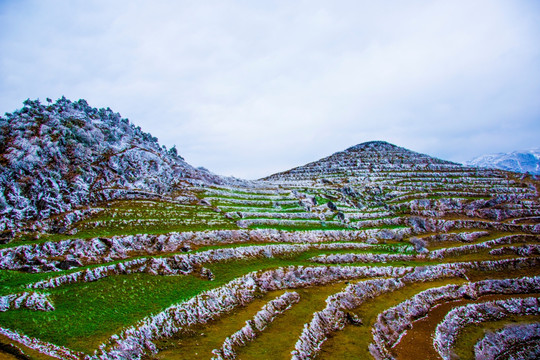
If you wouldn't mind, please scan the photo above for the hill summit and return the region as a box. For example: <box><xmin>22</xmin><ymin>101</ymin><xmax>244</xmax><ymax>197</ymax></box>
<box><xmin>264</xmin><ymin>140</ymin><xmax>459</xmax><ymax>182</ymax></box>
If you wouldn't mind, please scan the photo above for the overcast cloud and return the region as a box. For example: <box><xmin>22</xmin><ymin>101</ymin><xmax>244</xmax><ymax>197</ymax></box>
<box><xmin>1</xmin><ymin>0</ymin><xmax>539</xmax><ymax>179</ymax></box>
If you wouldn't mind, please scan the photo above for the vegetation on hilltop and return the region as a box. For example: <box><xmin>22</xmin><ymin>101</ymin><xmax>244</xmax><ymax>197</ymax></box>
<box><xmin>0</xmin><ymin>98</ymin><xmax>238</xmax><ymax>237</ymax></box>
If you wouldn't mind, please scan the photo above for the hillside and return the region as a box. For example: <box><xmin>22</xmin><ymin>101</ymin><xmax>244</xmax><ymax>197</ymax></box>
<box><xmin>0</xmin><ymin>99</ymin><xmax>539</xmax><ymax>360</ymax></box>
<box><xmin>467</xmin><ymin>148</ymin><xmax>540</xmax><ymax>175</ymax></box>
<box><xmin>0</xmin><ymin>98</ymin><xmax>243</xmax><ymax>239</ymax></box>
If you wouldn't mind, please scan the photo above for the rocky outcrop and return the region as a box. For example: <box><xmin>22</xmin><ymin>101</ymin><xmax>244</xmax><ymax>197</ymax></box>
<box><xmin>211</xmin><ymin>291</ymin><xmax>300</xmax><ymax>360</ymax></box>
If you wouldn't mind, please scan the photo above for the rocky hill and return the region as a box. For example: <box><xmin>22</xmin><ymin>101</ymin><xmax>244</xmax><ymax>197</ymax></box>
<box><xmin>264</xmin><ymin>141</ymin><xmax>460</xmax><ymax>182</ymax></box>
<box><xmin>0</xmin><ymin>99</ymin><xmax>539</xmax><ymax>360</ymax></box>
<box><xmin>0</xmin><ymin>98</ymin><xmax>239</xmax><ymax>236</ymax></box>
<box><xmin>467</xmin><ymin>148</ymin><xmax>540</xmax><ymax>175</ymax></box>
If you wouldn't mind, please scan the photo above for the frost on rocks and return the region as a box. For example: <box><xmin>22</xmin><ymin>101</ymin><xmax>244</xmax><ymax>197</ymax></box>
<box><xmin>291</xmin><ymin>258</ymin><xmax>540</xmax><ymax>360</ymax></box>
<box><xmin>211</xmin><ymin>291</ymin><xmax>300</xmax><ymax>360</ymax></box>
<box><xmin>421</xmin><ymin>231</ymin><xmax>490</xmax><ymax>243</ymax></box>
<box><xmin>91</xmin><ymin>265</ymin><xmax>412</xmax><ymax>360</ymax></box>
<box><xmin>310</xmin><ymin>253</ymin><xmax>419</xmax><ymax>264</ymax></box>
<box><xmin>428</xmin><ymin>234</ymin><xmax>539</xmax><ymax>259</ymax></box>
<box><xmin>291</xmin><ymin>278</ymin><xmax>405</xmax><ymax>360</ymax></box>
<box><xmin>28</xmin><ymin>243</ymin><xmax>379</xmax><ymax>289</ymax></box>
<box><xmin>490</xmin><ymin>244</ymin><xmax>540</xmax><ymax>257</ymax></box>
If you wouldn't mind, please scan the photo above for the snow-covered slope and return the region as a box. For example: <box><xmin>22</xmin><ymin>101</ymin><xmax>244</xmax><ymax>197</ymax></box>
<box><xmin>466</xmin><ymin>149</ymin><xmax>540</xmax><ymax>175</ymax></box>
<box><xmin>0</xmin><ymin>98</ymin><xmax>230</xmax><ymax>232</ymax></box>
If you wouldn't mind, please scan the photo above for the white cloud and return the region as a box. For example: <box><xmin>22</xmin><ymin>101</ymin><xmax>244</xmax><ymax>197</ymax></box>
<box><xmin>1</xmin><ymin>0</ymin><xmax>539</xmax><ymax>179</ymax></box>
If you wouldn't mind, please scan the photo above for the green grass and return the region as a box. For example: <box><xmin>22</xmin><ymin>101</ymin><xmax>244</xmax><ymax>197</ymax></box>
<box><xmin>0</xmin><ymin>273</ymin><xmax>209</xmax><ymax>352</ymax></box>
<box><xmin>0</xmin><ymin>270</ymin><xmax>55</xmax><ymax>296</ymax></box>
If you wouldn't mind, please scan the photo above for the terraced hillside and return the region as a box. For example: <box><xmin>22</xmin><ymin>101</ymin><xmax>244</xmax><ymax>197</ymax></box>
<box><xmin>0</xmin><ymin>100</ymin><xmax>539</xmax><ymax>359</ymax></box>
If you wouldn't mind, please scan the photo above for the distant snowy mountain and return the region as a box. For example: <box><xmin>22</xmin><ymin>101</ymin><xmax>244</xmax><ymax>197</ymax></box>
<box><xmin>466</xmin><ymin>149</ymin><xmax>540</xmax><ymax>175</ymax></box>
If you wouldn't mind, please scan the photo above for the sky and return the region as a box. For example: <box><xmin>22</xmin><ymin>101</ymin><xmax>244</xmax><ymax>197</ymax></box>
<box><xmin>1</xmin><ymin>0</ymin><xmax>539</xmax><ymax>179</ymax></box>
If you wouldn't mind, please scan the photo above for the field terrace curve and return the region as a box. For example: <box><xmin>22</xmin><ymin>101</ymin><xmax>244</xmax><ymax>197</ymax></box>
<box><xmin>1</xmin><ymin>102</ymin><xmax>540</xmax><ymax>360</ymax></box>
